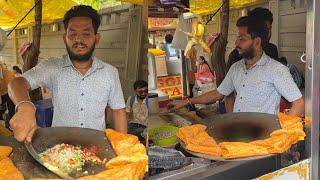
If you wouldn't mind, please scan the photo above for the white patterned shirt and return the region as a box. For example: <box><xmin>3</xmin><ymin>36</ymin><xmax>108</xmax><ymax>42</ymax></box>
<box><xmin>23</xmin><ymin>55</ymin><xmax>125</xmax><ymax>130</ymax></box>
<box><xmin>217</xmin><ymin>53</ymin><xmax>302</xmax><ymax>114</ymax></box>
<box><xmin>125</xmin><ymin>96</ymin><xmax>148</xmax><ymax>126</ymax></box>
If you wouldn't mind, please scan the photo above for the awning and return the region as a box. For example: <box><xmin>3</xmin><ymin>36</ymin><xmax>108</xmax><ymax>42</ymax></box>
<box><xmin>190</xmin><ymin>0</ymin><xmax>266</xmax><ymax>16</ymax></box>
<box><xmin>0</xmin><ymin>0</ymin><xmax>137</xmax><ymax>29</ymax></box>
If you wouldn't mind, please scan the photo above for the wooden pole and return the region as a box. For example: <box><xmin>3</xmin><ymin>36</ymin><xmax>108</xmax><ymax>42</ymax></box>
<box><xmin>21</xmin><ymin>0</ymin><xmax>42</xmax><ymax>101</ymax></box>
<box><xmin>22</xmin><ymin>0</ymin><xmax>42</xmax><ymax>72</ymax></box>
<box><xmin>210</xmin><ymin>0</ymin><xmax>229</xmax><ymax>87</ymax></box>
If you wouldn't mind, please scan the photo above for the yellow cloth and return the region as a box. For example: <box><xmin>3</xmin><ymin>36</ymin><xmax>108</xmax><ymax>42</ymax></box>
<box><xmin>0</xmin><ymin>0</ymin><xmax>76</xmax><ymax>28</ymax></box>
<box><xmin>177</xmin><ymin>124</ymin><xmax>221</xmax><ymax>156</ymax></box>
<box><xmin>184</xmin><ymin>20</ymin><xmax>211</xmax><ymax>57</ymax></box>
<box><xmin>189</xmin><ymin>0</ymin><xmax>260</xmax><ymax>16</ymax></box>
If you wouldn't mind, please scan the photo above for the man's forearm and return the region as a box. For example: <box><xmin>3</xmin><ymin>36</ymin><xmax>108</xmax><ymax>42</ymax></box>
<box><xmin>190</xmin><ymin>90</ymin><xmax>224</xmax><ymax>105</ymax></box>
<box><xmin>112</xmin><ymin>108</ymin><xmax>128</xmax><ymax>133</ymax></box>
<box><xmin>224</xmin><ymin>93</ymin><xmax>235</xmax><ymax>113</ymax></box>
<box><xmin>288</xmin><ymin>98</ymin><xmax>305</xmax><ymax>117</ymax></box>
<box><xmin>8</xmin><ymin>77</ymin><xmax>31</xmax><ymax>104</ymax></box>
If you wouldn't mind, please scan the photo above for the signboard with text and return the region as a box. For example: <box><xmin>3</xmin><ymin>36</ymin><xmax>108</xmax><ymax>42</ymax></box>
<box><xmin>157</xmin><ymin>75</ymin><xmax>182</xmax><ymax>99</ymax></box>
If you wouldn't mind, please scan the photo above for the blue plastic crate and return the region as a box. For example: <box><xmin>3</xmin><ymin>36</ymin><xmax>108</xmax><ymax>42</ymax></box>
<box><xmin>34</xmin><ymin>99</ymin><xmax>53</xmax><ymax>127</ymax></box>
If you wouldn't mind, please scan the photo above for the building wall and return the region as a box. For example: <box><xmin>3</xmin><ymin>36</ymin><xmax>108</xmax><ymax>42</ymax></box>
<box><xmin>0</xmin><ymin>4</ymin><xmax>146</xmax><ymax>99</ymax></box>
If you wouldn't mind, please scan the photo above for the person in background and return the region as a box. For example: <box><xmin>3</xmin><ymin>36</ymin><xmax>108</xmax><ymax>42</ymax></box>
<box><xmin>126</xmin><ymin>80</ymin><xmax>148</xmax><ymax>126</ymax></box>
<box><xmin>224</xmin><ymin>7</ymin><xmax>279</xmax><ymax>113</ymax></box>
<box><xmin>161</xmin><ymin>34</ymin><xmax>178</xmax><ymax>60</ymax></box>
<box><xmin>12</xmin><ymin>66</ymin><xmax>22</xmax><ymax>78</ymax></box>
<box><xmin>278</xmin><ymin>57</ymin><xmax>304</xmax><ymax>89</ymax></box>
<box><xmin>0</xmin><ymin>63</ymin><xmax>15</xmax><ymax>128</ymax></box>
<box><xmin>195</xmin><ymin>56</ymin><xmax>214</xmax><ymax>88</ymax></box>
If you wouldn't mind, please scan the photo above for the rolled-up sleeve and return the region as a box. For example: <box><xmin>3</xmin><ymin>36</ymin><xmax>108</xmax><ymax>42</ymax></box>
<box><xmin>22</xmin><ymin>59</ymin><xmax>55</xmax><ymax>90</ymax></box>
<box><xmin>107</xmin><ymin>68</ymin><xmax>126</xmax><ymax>109</ymax></box>
<box><xmin>217</xmin><ymin>65</ymin><xmax>235</xmax><ymax>96</ymax></box>
<box><xmin>273</xmin><ymin>65</ymin><xmax>302</xmax><ymax>102</ymax></box>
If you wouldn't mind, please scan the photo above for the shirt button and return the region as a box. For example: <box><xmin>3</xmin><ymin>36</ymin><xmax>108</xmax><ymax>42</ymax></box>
<box><xmin>243</xmin><ymin>84</ymin><xmax>245</xmax><ymax>87</ymax></box>
<box><xmin>80</xmin><ymin>108</ymin><xmax>83</xmax><ymax>111</ymax></box>
<box><xmin>81</xmin><ymin>93</ymin><xmax>84</xmax><ymax>96</ymax></box>
<box><xmin>240</xmin><ymin>97</ymin><xmax>242</xmax><ymax>99</ymax></box>
<box><xmin>80</xmin><ymin>123</ymin><xmax>84</xmax><ymax>126</ymax></box>
<box><xmin>82</xmin><ymin>78</ymin><xmax>85</xmax><ymax>81</ymax></box>
<box><xmin>245</xmin><ymin>72</ymin><xmax>248</xmax><ymax>75</ymax></box>
<box><xmin>238</xmin><ymin>109</ymin><xmax>240</xmax><ymax>112</ymax></box>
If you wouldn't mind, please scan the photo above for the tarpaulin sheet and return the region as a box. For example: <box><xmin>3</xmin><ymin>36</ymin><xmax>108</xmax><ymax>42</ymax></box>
<box><xmin>190</xmin><ymin>0</ymin><xmax>265</xmax><ymax>16</ymax></box>
<box><xmin>0</xmin><ymin>0</ymin><xmax>134</xmax><ymax>28</ymax></box>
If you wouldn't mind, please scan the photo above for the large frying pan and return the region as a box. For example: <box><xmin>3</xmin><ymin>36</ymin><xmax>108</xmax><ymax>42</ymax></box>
<box><xmin>181</xmin><ymin>112</ymin><xmax>281</xmax><ymax>161</ymax></box>
<box><xmin>25</xmin><ymin>127</ymin><xmax>116</xmax><ymax>179</ymax></box>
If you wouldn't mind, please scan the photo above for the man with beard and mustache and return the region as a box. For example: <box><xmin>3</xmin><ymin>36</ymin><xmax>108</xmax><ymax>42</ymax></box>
<box><xmin>227</xmin><ymin>7</ymin><xmax>279</xmax><ymax>71</ymax></box>
<box><xmin>168</xmin><ymin>16</ymin><xmax>304</xmax><ymax>117</ymax></box>
<box><xmin>8</xmin><ymin>5</ymin><xmax>127</xmax><ymax>142</ymax></box>
<box><xmin>125</xmin><ymin>80</ymin><xmax>148</xmax><ymax>126</ymax></box>
<box><xmin>224</xmin><ymin>8</ymin><xmax>279</xmax><ymax>112</ymax></box>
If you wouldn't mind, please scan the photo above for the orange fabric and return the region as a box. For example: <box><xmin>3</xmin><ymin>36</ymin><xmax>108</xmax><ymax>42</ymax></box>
<box><xmin>177</xmin><ymin>124</ymin><xmax>221</xmax><ymax>156</ymax></box>
<box><xmin>0</xmin><ymin>63</ymin><xmax>14</xmax><ymax>95</ymax></box>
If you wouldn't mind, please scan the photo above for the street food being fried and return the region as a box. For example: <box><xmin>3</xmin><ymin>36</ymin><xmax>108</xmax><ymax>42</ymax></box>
<box><xmin>0</xmin><ymin>146</ymin><xmax>12</xmax><ymax>160</ymax></box>
<box><xmin>105</xmin><ymin>129</ymin><xmax>139</xmax><ymax>155</ymax></box>
<box><xmin>0</xmin><ymin>157</ymin><xmax>24</xmax><ymax>180</ymax></box>
<box><xmin>177</xmin><ymin>124</ymin><xmax>221</xmax><ymax>156</ymax></box>
<box><xmin>105</xmin><ymin>153</ymin><xmax>148</xmax><ymax>170</ymax></box>
<box><xmin>105</xmin><ymin>128</ymin><xmax>148</xmax><ymax>174</ymax></box>
<box><xmin>278</xmin><ymin>112</ymin><xmax>303</xmax><ymax>130</ymax></box>
<box><xmin>219</xmin><ymin>142</ymin><xmax>269</xmax><ymax>159</ymax></box>
<box><xmin>251</xmin><ymin>129</ymin><xmax>306</xmax><ymax>153</ymax></box>
<box><xmin>78</xmin><ymin>160</ymin><xmax>147</xmax><ymax>180</ymax></box>
<box><xmin>39</xmin><ymin>143</ymin><xmax>102</xmax><ymax>175</ymax></box>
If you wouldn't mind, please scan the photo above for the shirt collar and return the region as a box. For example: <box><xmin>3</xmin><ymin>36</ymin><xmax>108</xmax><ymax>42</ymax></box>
<box><xmin>241</xmin><ymin>52</ymin><xmax>269</xmax><ymax>70</ymax></box>
<box><xmin>62</xmin><ymin>55</ymin><xmax>104</xmax><ymax>70</ymax></box>
<box><xmin>134</xmin><ymin>95</ymin><xmax>147</xmax><ymax>104</ymax></box>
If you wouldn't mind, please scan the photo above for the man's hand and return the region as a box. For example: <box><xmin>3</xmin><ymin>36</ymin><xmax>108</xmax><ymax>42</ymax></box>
<box><xmin>9</xmin><ymin>103</ymin><xmax>37</xmax><ymax>142</ymax></box>
<box><xmin>167</xmin><ymin>100</ymin><xmax>188</xmax><ymax>112</ymax></box>
<box><xmin>287</xmin><ymin>97</ymin><xmax>304</xmax><ymax>117</ymax></box>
